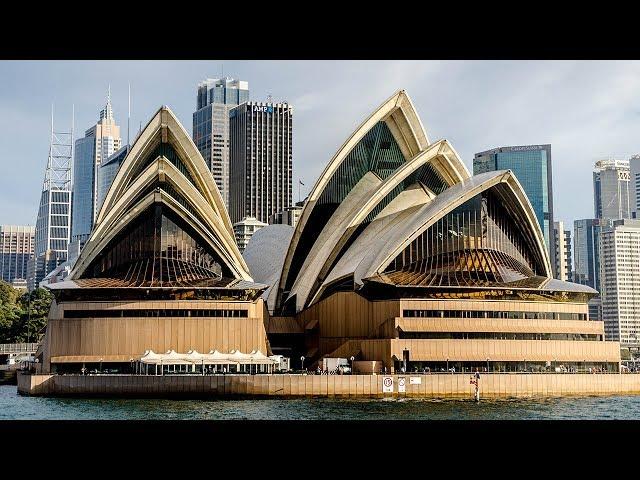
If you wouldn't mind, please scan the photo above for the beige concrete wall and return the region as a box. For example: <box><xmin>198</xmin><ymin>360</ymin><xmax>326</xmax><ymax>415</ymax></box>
<box><xmin>18</xmin><ymin>372</ymin><xmax>640</xmax><ymax>399</ymax></box>
<box><xmin>388</xmin><ymin>339</ymin><xmax>621</xmax><ymax>363</ymax></box>
<box><xmin>44</xmin><ymin>299</ymin><xmax>269</xmax><ymax>368</ymax></box>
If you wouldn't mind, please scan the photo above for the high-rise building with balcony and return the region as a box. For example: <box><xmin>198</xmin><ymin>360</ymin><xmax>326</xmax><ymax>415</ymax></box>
<box><xmin>553</xmin><ymin>221</ymin><xmax>572</xmax><ymax>282</ymax></box>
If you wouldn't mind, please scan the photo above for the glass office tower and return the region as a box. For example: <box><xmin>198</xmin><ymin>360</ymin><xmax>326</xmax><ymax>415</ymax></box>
<box><xmin>71</xmin><ymin>92</ymin><xmax>121</xmax><ymax>244</ymax></box>
<box><xmin>229</xmin><ymin>101</ymin><xmax>293</xmax><ymax>224</ymax></box>
<box><xmin>473</xmin><ymin>144</ymin><xmax>556</xmax><ymax>276</ymax></box>
<box><xmin>573</xmin><ymin>218</ymin><xmax>613</xmax><ymax>322</ymax></box>
<box><xmin>193</xmin><ymin>78</ymin><xmax>249</xmax><ymax>208</ymax></box>
<box><xmin>593</xmin><ymin>159</ymin><xmax>631</xmax><ymax>220</ymax></box>
<box><xmin>97</xmin><ymin>144</ymin><xmax>129</xmax><ymax>213</ymax></box>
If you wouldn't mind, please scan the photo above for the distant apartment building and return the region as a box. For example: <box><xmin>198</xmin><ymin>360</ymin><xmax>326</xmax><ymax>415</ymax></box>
<box><xmin>473</xmin><ymin>144</ymin><xmax>555</xmax><ymax>275</ymax></box>
<box><xmin>192</xmin><ymin>77</ymin><xmax>249</xmax><ymax>208</ymax></box>
<box><xmin>0</xmin><ymin>225</ymin><xmax>35</xmax><ymax>284</ymax></box>
<box><xmin>599</xmin><ymin>219</ymin><xmax>640</xmax><ymax>346</ymax></box>
<box><xmin>593</xmin><ymin>159</ymin><xmax>631</xmax><ymax>220</ymax></box>
<box><xmin>229</xmin><ymin>101</ymin><xmax>293</xmax><ymax>224</ymax></box>
<box><xmin>269</xmin><ymin>202</ymin><xmax>303</xmax><ymax>228</ymax></box>
<box><xmin>573</xmin><ymin>218</ymin><xmax>613</xmax><ymax>322</ymax></box>
<box><xmin>71</xmin><ymin>91</ymin><xmax>122</xmax><ymax>245</ymax></box>
<box><xmin>233</xmin><ymin>216</ymin><xmax>267</xmax><ymax>253</ymax></box>
<box><xmin>553</xmin><ymin>221</ymin><xmax>572</xmax><ymax>282</ymax></box>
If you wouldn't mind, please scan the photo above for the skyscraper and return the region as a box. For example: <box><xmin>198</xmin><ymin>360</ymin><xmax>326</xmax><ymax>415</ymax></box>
<box><xmin>0</xmin><ymin>225</ymin><xmax>35</xmax><ymax>283</ymax></box>
<box><xmin>229</xmin><ymin>101</ymin><xmax>293</xmax><ymax>224</ymax></box>
<box><xmin>599</xmin><ymin>219</ymin><xmax>640</xmax><ymax>346</ymax></box>
<box><xmin>627</xmin><ymin>154</ymin><xmax>640</xmax><ymax>218</ymax></box>
<box><xmin>96</xmin><ymin>144</ymin><xmax>129</xmax><ymax>213</ymax></box>
<box><xmin>593</xmin><ymin>159</ymin><xmax>631</xmax><ymax>220</ymax></box>
<box><xmin>553</xmin><ymin>221</ymin><xmax>572</xmax><ymax>282</ymax></box>
<box><xmin>473</xmin><ymin>144</ymin><xmax>556</xmax><ymax>275</ymax></box>
<box><xmin>28</xmin><ymin>108</ymin><xmax>73</xmax><ymax>290</ymax></box>
<box><xmin>71</xmin><ymin>89</ymin><xmax>122</xmax><ymax>245</ymax></box>
<box><xmin>193</xmin><ymin>77</ymin><xmax>249</xmax><ymax>208</ymax></box>
<box><xmin>573</xmin><ymin>218</ymin><xmax>613</xmax><ymax>322</ymax></box>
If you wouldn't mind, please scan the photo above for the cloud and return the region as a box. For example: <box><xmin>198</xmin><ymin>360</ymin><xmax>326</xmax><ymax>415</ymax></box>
<box><xmin>2</xmin><ymin>60</ymin><xmax>640</xmax><ymax>231</ymax></box>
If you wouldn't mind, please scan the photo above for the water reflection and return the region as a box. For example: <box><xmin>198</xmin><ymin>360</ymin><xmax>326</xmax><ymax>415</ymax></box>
<box><xmin>1</xmin><ymin>386</ymin><xmax>639</xmax><ymax>420</ymax></box>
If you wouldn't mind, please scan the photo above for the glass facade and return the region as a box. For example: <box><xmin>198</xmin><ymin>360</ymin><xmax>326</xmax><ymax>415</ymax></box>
<box><xmin>573</xmin><ymin>218</ymin><xmax>613</xmax><ymax>322</ymax></box>
<box><xmin>282</xmin><ymin>121</ymin><xmax>411</xmax><ymax>296</ymax></box>
<box><xmin>71</xmin><ymin>99</ymin><xmax>121</xmax><ymax>243</ymax></box>
<box><xmin>193</xmin><ymin>78</ymin><xmax>249</xmax><ymax>208</ymax></box>
<box><xmin>228</xmin><ymin>102</ymin><xmax>293</xmax><ymax>225</ymax></box>
<box><xmin>384</xmin><ymin>189</ymin><xmax>546</xmax><ymax>286</ymax></box>
<box><xmin>592</xmin><ymin>159</ymin><xmax>631</xmax><ymax>220</ymax></box>
<box><xmin>71</xmin><ymin>136</ymin><xmax>96</xmax><ymax>242</ymax></box>
<box><xmin>85</xmin><ymin>204</ymin><xmax>225</xmax><ymax>286</ymax></box>
<box><xmin>97</xmin><ymin>145</ymin><xmax>129</xmax><ymax>213</ymax></box>
<box><xmin>473</xmin><ymin>145</ymin><xmax>555</xmax><ymax>276</ymax></box>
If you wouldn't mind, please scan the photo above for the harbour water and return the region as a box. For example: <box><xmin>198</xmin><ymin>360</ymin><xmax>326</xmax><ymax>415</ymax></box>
<box><xmin>2</xmin><ymin>385</ymin><xmax>639</xmax><ymax>420</ymax></box>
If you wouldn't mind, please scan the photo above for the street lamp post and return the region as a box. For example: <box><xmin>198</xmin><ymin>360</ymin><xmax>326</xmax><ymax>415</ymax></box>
<box><xmin>446</xmin><ymin>358</ymin><xmax>449</xmax><ymax>373</ymax></box>
<box><xmin>350</xmin><ymin>356</ymin><xmax>355</xmax><ymax>375</ymax></box>
<box><xmin>486</xmin><ymin>358</ymin><xmax>489</xmax><ymax>373</ymax></box>
<box><xmin>300</xmin><ymin>356</ymin><xmax>305</xmax><ymax>372</ymax></box>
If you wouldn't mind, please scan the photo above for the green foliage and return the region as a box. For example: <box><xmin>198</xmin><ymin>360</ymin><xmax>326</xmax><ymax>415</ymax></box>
<box><xmin>0</xmin><ymin>281</ymin><xmax>18</xmax><ymax>305</ymax></box>
<box><xmin>0</xmin><ymin>281</ymin><xmax>53</xmax><ymax>344</ymax></box>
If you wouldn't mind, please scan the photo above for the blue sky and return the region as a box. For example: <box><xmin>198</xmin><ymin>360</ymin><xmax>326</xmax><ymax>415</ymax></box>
<box><xmin>1</xmin><ymin>60</ymin><xmax>639</xmax><ymax>228</ymax></box>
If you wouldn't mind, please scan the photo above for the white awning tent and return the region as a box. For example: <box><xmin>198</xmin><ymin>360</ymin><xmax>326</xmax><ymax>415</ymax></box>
<box><xmin>139</xmin><ymin>349</ymin><xmax>277</xmax><ymax>366</ymax></box>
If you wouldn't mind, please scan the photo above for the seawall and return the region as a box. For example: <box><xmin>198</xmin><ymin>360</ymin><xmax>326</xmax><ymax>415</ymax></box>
<box><xmin>17</xmin><ymin>372</ymin><xmax>640</xmax><ymax>399</ymax></box>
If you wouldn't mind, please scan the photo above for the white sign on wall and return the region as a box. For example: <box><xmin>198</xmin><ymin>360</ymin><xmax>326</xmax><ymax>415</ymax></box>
<box><xmin>382</xmin><ymin>376</ymin><xmax>394</xmax><ymax>393</ymax></box>
<box><xmin>398</xmin><ymin>377</ymin><xmax>406</xmax><ymax>393</ymax></box>
<box><xmin>410</xmin><ymin>376</ymin><xmax>422</xmax><ymax>385</ymax></box>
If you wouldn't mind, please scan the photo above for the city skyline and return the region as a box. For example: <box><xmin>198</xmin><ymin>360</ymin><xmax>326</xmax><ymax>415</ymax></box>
<box><xmin>3</xmin><ymin>60</ymin><xmax>640</xmax><ymax>229</ymax></box>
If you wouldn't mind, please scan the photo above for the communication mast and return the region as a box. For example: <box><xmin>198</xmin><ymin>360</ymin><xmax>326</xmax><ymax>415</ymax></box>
<box><xmin>29</xmin><ymin>105</ymin><xmax>74</xmax><ymax>290</ymax></box>
<box><xmin>43</xmin><ymin>104</ymin><xmax>73</xmax><ymax>192</ymax></box>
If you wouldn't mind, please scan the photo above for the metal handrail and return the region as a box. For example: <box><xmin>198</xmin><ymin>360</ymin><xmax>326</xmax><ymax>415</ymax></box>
<box><xmin>0</xmin><ymin>343</ymin><xmax>39</xmax><ymax>354</ymax></box>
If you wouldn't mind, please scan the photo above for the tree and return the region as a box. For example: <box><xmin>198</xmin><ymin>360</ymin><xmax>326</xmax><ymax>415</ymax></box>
<box><xmin>16</xmin><ymin>288</ymin><xmax>53</xmax><ymax>343</ymax></box>
<box><xmin>0</xmin><ymin>280</ymin><xmax>18</xmax><ymax>306</ymax></box>
<box><xmin>0</xmin><ymin>283</ymin><xmax>53</xmax><ymax>344</ymax></box>
<box><xmin>0</xmin><ymin>280</ymin><xmax>24</xmax><ymax>343</ymax></box>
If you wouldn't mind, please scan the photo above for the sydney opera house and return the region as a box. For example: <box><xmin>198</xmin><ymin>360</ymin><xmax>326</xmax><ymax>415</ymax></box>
<box><xmin>36</xmin><ymin>90</ymin><xmax>621</xmax><ymax>375</ymax></box>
